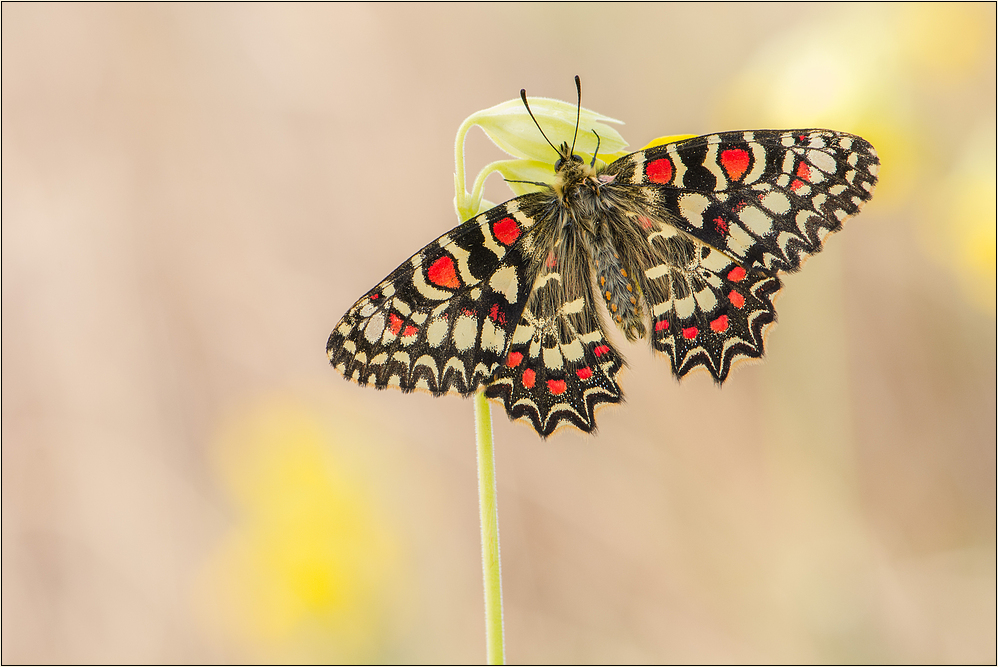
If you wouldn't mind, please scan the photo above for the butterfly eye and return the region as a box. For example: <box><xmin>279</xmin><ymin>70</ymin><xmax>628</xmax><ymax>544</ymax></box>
<box><xmin>554</xmin><ymin>158</ymin><xmax>564</xmax><ymax>171</ymax></box>
<box><xmin>572</xmin><ymin>155</ymin><xmax>584</xmax><ymax>163</ymax></box>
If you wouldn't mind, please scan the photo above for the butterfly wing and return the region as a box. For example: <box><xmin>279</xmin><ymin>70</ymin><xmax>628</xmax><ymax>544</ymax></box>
<box><xmin>327</xmin><ymin>195</ymin><xmax>549</xmax><ymax>396</ymax></box>
<box><xmin>602</xmin><ymin>129</ymin><xmax>878</xmax><ymax>381</ymax></box>
<box><xmin>605</xmin><ymin>129</ymin><xmax>879</xmax><ymax>273</ymax></box>
<box><xmin>328</xmin><ymin>191</ymin><xmax>624</xmax><ymax>437</ymax></box>
<box><xmin>484</xmin><ymin>221</ymin><xmax>626</xmax><ymax>436</ymax></box>
<box><xmin>634</xmin><ymin>221</ymin><xmax>781</xmax><ymax>381</ymax></box>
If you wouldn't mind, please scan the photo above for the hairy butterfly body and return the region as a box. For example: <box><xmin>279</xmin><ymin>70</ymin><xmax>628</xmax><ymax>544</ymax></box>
<box><xmin>327</xmin><ymin>82</ymin><xmax>879</xmax><ymax>437</ymax></box>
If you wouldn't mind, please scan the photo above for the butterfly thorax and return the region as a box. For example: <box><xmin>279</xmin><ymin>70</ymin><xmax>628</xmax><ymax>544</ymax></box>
<box><xmin>548</xmin><ymin>145</ymin><xmax>647</xmax><ymax>341</ymax></box>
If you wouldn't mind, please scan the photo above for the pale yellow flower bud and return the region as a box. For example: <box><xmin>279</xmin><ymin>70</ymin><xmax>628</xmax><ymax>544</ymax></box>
<box><xmin>465</xmin><ymin>96</ymin><xmax>628</xmax><ymax>162</ymax></box>
<box><xmin>454</xmin><ymin>92</ymin><xmax>633</xmax><ymax>218</ymax></box>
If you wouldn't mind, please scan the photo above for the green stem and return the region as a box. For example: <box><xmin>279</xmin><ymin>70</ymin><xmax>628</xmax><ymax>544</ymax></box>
<box><xmin>468</xmin><ymin>161</ymin><xmax>508</xmax><ymax>216</ymax></box>
<box><xmin>458</xmin><ymin>115</ymin><xmax>506</xmax><ymax>663</ymax></box>
<box><xmin>453</xmin><ymin>115</ymin><xmax>476</xmax><ymax>205</ymax></box>
<box><xmin>474</xmin><ymin>391</ymin><xmax>505</xmax><ymax>665</ymax></box>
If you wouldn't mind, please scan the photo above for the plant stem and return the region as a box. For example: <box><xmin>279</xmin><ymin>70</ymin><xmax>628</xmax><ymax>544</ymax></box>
<box><xmin>474</xmin><ymin>391</ymin><xmax>505</xmax><ymax>665</ymax></box>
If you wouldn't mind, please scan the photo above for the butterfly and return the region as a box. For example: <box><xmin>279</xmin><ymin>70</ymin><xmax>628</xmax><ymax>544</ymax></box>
<box><xmin>327</xmin><ymin>78</ymin><xmax>879</xmax><ymax>437</ymax></box>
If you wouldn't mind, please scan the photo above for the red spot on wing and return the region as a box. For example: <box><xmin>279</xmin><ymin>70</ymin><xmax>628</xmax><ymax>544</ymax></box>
<box><xmin>720</xmin><ymin>148</ymin><xmax>750</xmax><ymax>181</ymax></box>
<box><xmin>545</xmin><ymin>251</ymin><xmax>557</xmax><ymax>268</ymax></box>
<box><xmin>402</xmin><ymin>325</ymin><xmax>419</xmax><ymax>337</ymax></box>
<box><xmin>728</xmin><ymin>266</ymin><xmax>746</xmax><ymax>282</ymax></box>
<box><xmin>682</xmin><ymin>326</ymin><xmax>699</xmax><ymax>340</ymax></box>
<box><xmin>489</xmin><ymin>303</ymin><xmax>507</xmax><ymax>326</ymax></box>
<box><xmin>654</xmin><ymin>319</ymin><xmax>670</xmax><ymax>332</ymax></box>
<box><xmin>576</xmin><ymin>367</ymin><xmax>592</xmax><ymax>380</ymax></box>
<box><xmin>462</xmin><ymin>308</ymin><xmax>475</xmax><ymax>317</ymax></box>
<box><xmin>521</xmin><ymin>368</ymin><xmax>535</xmax><ymax>389</ymax></box>
<box><xmin>796</xmin><ymin>161</ymin><xmax>811</xmax><ymax>181</ymax></box>
<box><xmin>714</xmin><ymin>217</ymin><xmax>728</xmax><ymax>234</ymax></box>
<box><xmin>638</xmin><ymin>216</ymin><xmax>654</xmax><ymax>230</ymax></box>
<box><xmin>370</xmin><ymin>293</ymin><xmax>380</xmax><ymax>300</ymax></box>
<box><xmin>547</xmin><ymin>379</ymin><xmax>567</xmax><ymax>395</ymax></box>
<box><xmin>506</xmin><ymin>351</ymin><xmax>523</xmax><ymax>368</ymax></box>
<box><xmin>389</xmin><ymin>313</ymin><xmax>404</xmax><ymax>335</ymax></box>
<box><xmin>729</xmin><ymin>290</ymin><xmax>745</xmax><ymax>308</ymax></box>
<box><xmin>428</xmin><ymin>256</ymin><xmax>460</xmax><ymax>289</ymax></box>
<box><xmin>791</xmin><ymin>179</ymin><xmax>805</xmax><ymax>191</ymax></box>
<box><xmin>646</xmin><ymin>158</ymin><xmax>673</xmax><ymax>184</ymax></box>
<box><xmin>710</xmin><ymin>315</ymin><xmax>729</xmax><ymax>333</ymax></box>
<box><xmin>493</xmin><ymin>217</ymin><xmax>520</xmax><ymax>245</ymax></box>
<box><xmin>594</xmin><ymin>344</ymin><xmax>611</xmax><ymax>357</ymax></box>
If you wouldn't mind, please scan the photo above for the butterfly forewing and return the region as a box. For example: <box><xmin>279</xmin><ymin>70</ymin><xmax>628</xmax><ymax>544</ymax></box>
<box><xmin>326</xmin><ymin>196</ymin><xmax>549</xmax><ymax>396</ymax></box>
<box><xmin>605</xmin><ymin>129</ymin><xmax>879</xmax><ymax>274</ymax></box>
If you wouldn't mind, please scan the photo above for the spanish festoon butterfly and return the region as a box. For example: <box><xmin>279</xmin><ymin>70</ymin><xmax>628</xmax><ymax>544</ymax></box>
<box><xmin>327</xmin><ymin>78</ymin><xmax>879</xmax><ymax>436</ymax></box>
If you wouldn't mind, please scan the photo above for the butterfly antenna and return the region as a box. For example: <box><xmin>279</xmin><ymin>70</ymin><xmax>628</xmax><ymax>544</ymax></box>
<box><xmin>570</xmin><ymin>75</ymin><xmax>582</xmax><ymax>157</ymax></box>
<box><xmin>520</xmin><ymin>89</ymin><xmax>562</xmax><ymax>157</ymax></box>
<box><xmin>504</xmin><ymin>178</ymin><xmax>549</xmax><ymax>187</ymax></box>
<box><xmin>590</xmin><ymin>130</ymin><xmax>601</xmax><ymax>167</ymax></box>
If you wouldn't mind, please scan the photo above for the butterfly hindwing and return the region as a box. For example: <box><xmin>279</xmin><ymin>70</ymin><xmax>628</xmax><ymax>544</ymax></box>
<box><xmin>484</xmin><ymin>226</ymin><xmax>625</xmax><ymax>436</ymax></box>
<box><xmin>326</xmin><ymin>196</ymin><xmax>549</xmax><ymax>396</ymax></box>
<box><xmin>631</xmin><ymin>220</ymin><xmax>782</xmax><ymax>381</ymax></box>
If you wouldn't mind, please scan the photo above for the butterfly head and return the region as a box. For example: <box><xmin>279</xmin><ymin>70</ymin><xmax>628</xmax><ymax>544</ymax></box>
<box><xmin>550</xmin><ymin>139</ymin><xmax>598</xmax><ymax>201</ymax></box>
<box><xmin>553</xmin><ymin>142</ymin><xmax>585</xmax><ymax>172</ymax></box>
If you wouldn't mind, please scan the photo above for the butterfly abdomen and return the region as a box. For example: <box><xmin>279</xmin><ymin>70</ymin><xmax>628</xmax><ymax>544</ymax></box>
<box><xmin>590</xmin><ymin>228</ymin><xmax>646</xmax><ymax>341</ymax></box>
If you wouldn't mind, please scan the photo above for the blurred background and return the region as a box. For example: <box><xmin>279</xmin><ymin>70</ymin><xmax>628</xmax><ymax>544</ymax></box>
<box><xmin>2</xmin><ymin>3</ymin><xmax>995</xmax><ymax>663</ymax></box>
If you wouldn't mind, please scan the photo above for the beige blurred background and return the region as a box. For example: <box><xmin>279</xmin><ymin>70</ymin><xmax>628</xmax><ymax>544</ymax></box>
<box><xmin>2</xmin><ymin>3</ymin><xmax>995</xmax><ymax>664</ymax></box>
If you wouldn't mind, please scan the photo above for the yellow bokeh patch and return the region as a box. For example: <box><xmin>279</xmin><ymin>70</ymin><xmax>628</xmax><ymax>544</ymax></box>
<box><xmin>195</xmin><ymin>399</ymin><xmax>402</xmax><ymax>662</ymax></box>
